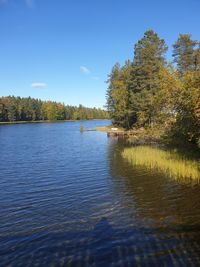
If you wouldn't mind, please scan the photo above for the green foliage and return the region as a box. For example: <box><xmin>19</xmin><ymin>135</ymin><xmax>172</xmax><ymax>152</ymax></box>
<box><xmin>194</xmin><ymin>45</ymin><xmax>200</xmax><ymax>72</ymax></box>
<box><xmin>131</xmin><ymin>30</ymin><xmax>167</xmax><ymax>92</ymax></box>
<box><xmin>172</xmin><ymin>34</ymin><xmax>197</xmax><ymax>76</ymax></box>
<box><xmin>106</xmin><ymin>61</ymin><xmax>133</xmax><ymax>128</ymax></box>
<box><xmin>106</xmin><ymin>30</ymin><xmax>200</xmax><ymax>148</ymax></box>
<box><xmin>0</xmin><ymin>96</ymin><xmax>109</xmax><ymax>122</ymax></box>
<box><xmin>170</xmin><ymin>72</ymin><xmax>200</xmax><ymax>144</ymax></box>
<box><xmin>130</xmin><ymin>30</ymin><xmax>168</xmax><ymax>127</ymax></box>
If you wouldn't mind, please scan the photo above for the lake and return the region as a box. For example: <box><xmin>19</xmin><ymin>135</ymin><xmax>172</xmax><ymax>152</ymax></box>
<box><xmin>1</xmin><ymin>120</ymin><xmax>200</xmax><ymax>266</ymax></box>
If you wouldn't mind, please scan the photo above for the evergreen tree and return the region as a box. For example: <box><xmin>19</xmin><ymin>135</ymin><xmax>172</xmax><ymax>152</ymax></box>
<box><xmin>0</xmin><ymin>96</ymin><xmax>108</xmax><ymax>122</ymax></box>
<box><xmin>106</xmin><ymin>62</ymin><xmax>133</xmax><ymax>128</ymax></box>
<box><xmin>106</xmin><ymin>30</ymin><xmax>200</xmax><ymax>148</ymax></box>
<box><xmin>130</xmin><ymin>30</ymin><xmax>168</xmax><ymax>126</ymax></box>
<box><xmin>194</xmin><ymin>44</ymin><xmax>200</xmax><ymax>72</ymax></box>
<box><xmin>172</xmin><ymin>34</ymin><xmax>197</xmax><ymax>76</ymax></box>
<box><xmin>106</xmin><ymin>63</ymin><xmax>121</xmax><ymax>115</ymax></box>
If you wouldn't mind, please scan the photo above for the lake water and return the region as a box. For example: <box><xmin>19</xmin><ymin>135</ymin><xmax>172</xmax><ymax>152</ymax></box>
<box><xmin>1</xmin><ymin>120</ymin><xmax>200</xmax><ymax>266</ymax></box>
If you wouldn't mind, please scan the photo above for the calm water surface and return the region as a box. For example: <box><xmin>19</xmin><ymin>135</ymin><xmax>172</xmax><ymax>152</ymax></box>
<box><xmin>1</xmin><ymin>120</ymin><xmax>200</xmax><ymax>266</ymax></box>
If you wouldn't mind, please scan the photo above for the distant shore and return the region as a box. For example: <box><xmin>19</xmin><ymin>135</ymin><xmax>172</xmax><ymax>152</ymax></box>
<box><xmin>0</xmin><ymin>119</ymin><xmax>110</xmax><ymax>125</ymax></box>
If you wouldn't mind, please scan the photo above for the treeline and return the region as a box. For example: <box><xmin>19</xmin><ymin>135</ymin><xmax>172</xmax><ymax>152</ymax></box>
<box><xmin>106</xmin><ymin>30</ymin><xmax>200</xmax><ymax>148</ymax></box>
<box><xmin>0</xmin><ymin>96</ymin><xmax>109</xmax><ymax>122</ymax></box>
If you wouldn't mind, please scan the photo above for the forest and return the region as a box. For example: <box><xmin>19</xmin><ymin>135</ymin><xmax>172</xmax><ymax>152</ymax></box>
<box><xmin>106</xmin><ymin>30</ymin><xmax>200</xmax><ymax>148</ymax></box>
<box><xmin>0</xmin><ymin>96</ymin><xmax>109</xmax><ymax>122</ymax></box>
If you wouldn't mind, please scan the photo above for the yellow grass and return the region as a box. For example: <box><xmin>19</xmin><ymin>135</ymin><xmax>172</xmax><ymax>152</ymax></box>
<box><xmin>122</xmin><ymin>146</ymin><xmax>200</xmax><ymax>181</ymax></box>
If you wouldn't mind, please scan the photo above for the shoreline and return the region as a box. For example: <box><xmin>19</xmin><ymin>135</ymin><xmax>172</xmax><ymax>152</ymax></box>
<box><xmin>96</xmin><ymin>126</ymin><xmax>200</xmax><ymax>155</ymax></box>
<box><xmin>0</xmin><ymin>119</ymin><xmax>110</xmax><ymax>125</ymax></box>
<box><xmin>96</xmin><ymin>126</ymin><xmax>163</xmax><ymax>145</ymax></box>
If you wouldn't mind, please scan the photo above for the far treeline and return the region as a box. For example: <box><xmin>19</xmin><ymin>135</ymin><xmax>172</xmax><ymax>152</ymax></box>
<box><xmin>107</xmin><ymin>30</ymin><xmax>200</xmax><ymax>148</ymax></box>
<box><xmin>0</xmin><ymin>96</ymin><xmax>109</xmax><ymax>122</ymax></box>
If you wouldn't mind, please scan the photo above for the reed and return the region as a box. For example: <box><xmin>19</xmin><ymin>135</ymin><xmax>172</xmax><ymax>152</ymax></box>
<box><xmin>122</xmin><ymin>146</ymin><xmax>200</xmax><ymax>181</ymax></box>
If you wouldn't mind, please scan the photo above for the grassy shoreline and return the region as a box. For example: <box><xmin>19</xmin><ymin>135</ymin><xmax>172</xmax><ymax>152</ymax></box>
<box><xmin>122</xmin><ymin>146</ymin><xmax>200</xmax><ymax>182</ymax></box>
<box><xmin>96</xmin><ymin>125</ymin><xmax>200</xmax><ymax>156</ymax></box>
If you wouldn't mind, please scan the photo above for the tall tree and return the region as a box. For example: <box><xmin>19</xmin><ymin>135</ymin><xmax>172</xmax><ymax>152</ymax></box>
<box><xmin>130</xmin><ymin>30</ymin><xmax>167</xmax><ymax>92</ymax></box>
<box><xmin>106</xmin><ymin>63</ymin><xmax>121</xmax><ymax>115</ymax></box>
<box><xmin>194</xmin><ymin>44</ymin><xmax>200</xmax><ymax>72</ymax></box>
<box><xmin>172</xmin><ymin>34</ymin><xmax>197</xmax><ymax>76</ymax></box>
<box><xmin>130</xmin><ymin>30</ymin><xmax>168</xmax><ymax>126</ymax></box>
<box><xmin>106</xmin><ymin>61</ymin><xmax>133</xmax><ymax>128</ymax></box>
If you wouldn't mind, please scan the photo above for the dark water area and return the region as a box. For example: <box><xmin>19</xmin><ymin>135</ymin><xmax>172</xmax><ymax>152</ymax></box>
<box><xmin>1</xmin><ymin>120</ymin><xmax>200</xmax><ymax>266</ymax></box>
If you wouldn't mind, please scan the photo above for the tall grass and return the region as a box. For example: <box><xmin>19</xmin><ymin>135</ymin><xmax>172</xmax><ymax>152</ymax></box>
<box><xmin>122</xmin><ymin>146</ymin><xmax>200</xmax><ymax>181</ymax></box>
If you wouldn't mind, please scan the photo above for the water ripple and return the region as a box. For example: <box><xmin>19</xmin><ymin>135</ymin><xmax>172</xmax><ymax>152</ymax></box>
<box><xmin>1</xmin><ymin>121</ymin><xmax>200</xmax><ymax>266</ymax></box>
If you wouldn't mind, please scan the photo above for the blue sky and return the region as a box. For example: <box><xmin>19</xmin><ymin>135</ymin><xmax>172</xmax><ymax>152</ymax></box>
<box><xmin>0</xmin><ymin>0</ymin><xmax>200</xmax><ymax>108</ymax></box>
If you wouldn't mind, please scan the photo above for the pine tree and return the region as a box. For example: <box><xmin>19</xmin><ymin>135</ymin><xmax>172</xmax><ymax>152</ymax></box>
<box><xmin>172</xmin><ymin>34</ymin><xmax>197</xmax><ymax>76</ymax></box>
<box><xmin>130</xmin><ymin>30</ymin><xmax>168</xmax><ymax>126</ymax></box>
<box><xmin>194</xmin><ymin>44</ymin><xmax>200</xmax><ymax>72</ymax></box>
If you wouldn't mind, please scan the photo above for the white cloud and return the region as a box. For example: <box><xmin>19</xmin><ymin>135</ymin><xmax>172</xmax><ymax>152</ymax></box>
<box><xmin>31</xmin><ymin>82</ymin><xmax>47</xmax><ymax>88</ymax></box>
<box><xmin>25</xmin><ymin>0</ymin><xmax>34</xmax><ymax>8</ymax></box>
<box><xmin>80</xmin><ymin>66</ymin><xmax>100</xmax><ymax>80</ymax></box>
<box><xmin>80</xmin><ymin>66</ymin><xmax>91</xmax><ymax>75</ymax></box>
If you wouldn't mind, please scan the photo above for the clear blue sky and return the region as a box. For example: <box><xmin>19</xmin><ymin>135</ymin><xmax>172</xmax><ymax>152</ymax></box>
<box><xmin>0</xmin><ymin>0</ymin><xmax>200</xmax><ymax>108</ymax></box>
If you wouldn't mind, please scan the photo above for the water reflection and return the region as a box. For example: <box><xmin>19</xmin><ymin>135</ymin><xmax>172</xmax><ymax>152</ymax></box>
<box><xmin>108</xmin><ymin>140</ymin><xmax>200</xmax><ymax>228</ymax></box>
<box><xmin>122</xmin><ymin>146</ymin><xmax>200</xmax><ymax>181</ymax></box>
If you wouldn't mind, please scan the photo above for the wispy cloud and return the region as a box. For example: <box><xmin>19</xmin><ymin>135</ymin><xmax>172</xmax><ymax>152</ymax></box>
<box><xmin>80</xmin><ymin>66</ymin><xmax>91</xmax><ymax>75</ymax></box>
<box><xmin>92</xmin><ymin>76</ymin><xmax>100</xmax><ymax>80</ymax></box>
<box><xmin>31</xmin><ymin>82</ymin><xmax>47</xmax><ymax>88</ymax></box>
<box><xmin>25</xmin><ymin>0</ymin><xmax>34</xmax><ymax>8</ymax></box>
<box><xmin>80</xmin><ymin>66</ymin><xmax>100</xmax><ymax>80</ymax></box>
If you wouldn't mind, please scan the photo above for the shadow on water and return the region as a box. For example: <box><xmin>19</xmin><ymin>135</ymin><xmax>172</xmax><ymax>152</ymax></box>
<box><xmin>1</xmin><ymin>217</ymin><xmax>200</xmax><ymax>267</ymax></box>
